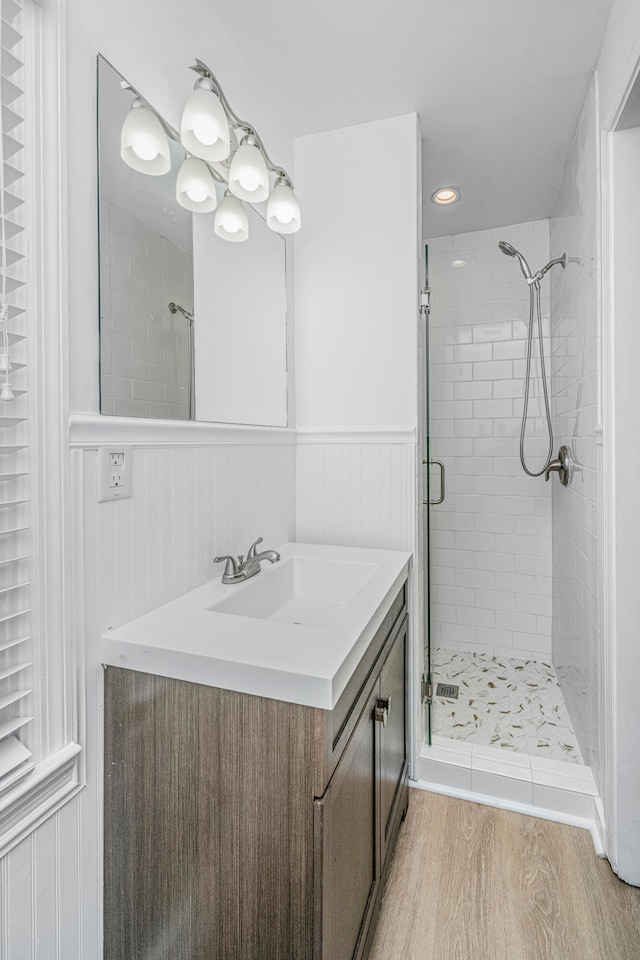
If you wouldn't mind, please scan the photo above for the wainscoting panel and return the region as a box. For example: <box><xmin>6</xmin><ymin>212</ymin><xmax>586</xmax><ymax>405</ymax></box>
<box><xmin>1</xmin><ymin>794</ymin><xmax>85</xmax><ymax>960</ymax></box>
<box><xmin>87</xmin><ymin>441</ymin><xmax>297</xmax><ymax>630</ymax></box>
<box><xmin>296</xmin><ymin>438</ymin><xmax>416</xmax><ymax>552</ymax></box>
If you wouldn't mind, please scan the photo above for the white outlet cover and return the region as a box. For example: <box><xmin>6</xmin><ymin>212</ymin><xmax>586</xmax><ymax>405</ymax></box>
<box><xmin>98</xmin><ymin>447</ymin><xmax>133</xmax><ymax>502</ymax></box>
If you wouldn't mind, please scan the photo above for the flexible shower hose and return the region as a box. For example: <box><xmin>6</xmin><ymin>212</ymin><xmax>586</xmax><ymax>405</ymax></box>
<box><xmin>520</xmin><ymin>279</ymin><xmax>554</xmax><ymax>477</ymax></box>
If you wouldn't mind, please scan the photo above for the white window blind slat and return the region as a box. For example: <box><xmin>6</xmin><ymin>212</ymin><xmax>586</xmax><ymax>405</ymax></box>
<box><xmin>0</xmin><ymin>634</ymin><xmax>30</xmax><ymax>653</ymax></box>
<box><xmin>0</xmin><ymin>0</ymin><xmax>30</xmax><ymax>786</ymax></box>
<box><xmin>0</xmin><ymin>714</ymin><xmax>29</xmax><ymax>739</ymax></box>
<box><xmin>0</xmin><ymin>660</ymin><xmax>28</xmax><ymax>681</ymax></box>
<box><xmin>1</xmin><ymin>0</ymin><xmax>20</xmax><ymax>23</ymax></box>
<box><xmin>0</xmin><ymin>734</ymin><xmax>30</xmax><ymax>776</ymax></box>
<box><xmin>0</xmin><ymin>608</ymin><xmax>31</xmax><ymax>625</ymax></box>
<box><xmin>0</xmin><ymin>687</ymin><xmax>31</xmax><ymax>711</ymax></box>
<box><xmin>0</xmin><ymin>580</ymin><xmax>30</xmax><ymax>595</ymax></box>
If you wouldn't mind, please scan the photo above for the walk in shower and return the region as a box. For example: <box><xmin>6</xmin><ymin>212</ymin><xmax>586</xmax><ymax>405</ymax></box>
<box><xmin>423</xmin><ymin>218</ymin><xmax>588</xmax><ymax>772</ymax></box>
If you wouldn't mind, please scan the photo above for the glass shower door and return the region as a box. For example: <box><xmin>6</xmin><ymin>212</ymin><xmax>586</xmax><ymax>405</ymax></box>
<box><xmin>422</xmin><ymin>243</ymin><xmax>433</xmax><ymax>746</ymax></box>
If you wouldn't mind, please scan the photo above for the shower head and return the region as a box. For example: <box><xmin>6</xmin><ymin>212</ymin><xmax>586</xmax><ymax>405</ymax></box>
<box><xmin>498</xmin><ymin>240</ymin><xmax>532</xmax><ymax>280</ymax></box>
<box><xmin>168</xmin><ymin>301</ymin><xmax>193</xmax><ymax>323</ymax></box>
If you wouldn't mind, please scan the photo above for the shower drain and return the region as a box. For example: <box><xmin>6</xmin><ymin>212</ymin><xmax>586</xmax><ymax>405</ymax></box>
<box><xmin>436</xmin><ymin>683</ymin><xmax>459</xmax><ymax>700</ymax></box>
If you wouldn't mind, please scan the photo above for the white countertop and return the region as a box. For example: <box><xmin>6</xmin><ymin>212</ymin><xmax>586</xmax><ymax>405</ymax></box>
<box><xmin>101</xmin><ymin>542</ymin><xmax>411</xmax><ymax>710</ymax></box>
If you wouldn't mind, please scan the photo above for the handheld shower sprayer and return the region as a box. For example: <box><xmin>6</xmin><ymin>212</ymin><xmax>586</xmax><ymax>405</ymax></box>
<box><xmin>497</xmin><ymin>240</ymin><xmax>567</xmax><ymax>478</ymax></box>
<box><xmin>498</xmin><ymin>241</ymin><xmax>567</xmax><ymax>285</ymax></box>
<box><xmin>498</xmin><ymin>241</ymin><xmax>533</xmax><ymax>281</ymax></box>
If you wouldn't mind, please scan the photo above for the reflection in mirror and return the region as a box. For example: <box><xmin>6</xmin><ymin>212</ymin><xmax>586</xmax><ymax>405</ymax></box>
<box><xmin>97</xmin><ymin>56</ymin><xmax>288</xmax><ymax>426</ymax></box>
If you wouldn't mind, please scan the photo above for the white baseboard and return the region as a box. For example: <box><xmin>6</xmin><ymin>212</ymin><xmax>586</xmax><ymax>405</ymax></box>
<box><xmin>413</xmin><ymin>738</ymin><xmax>603</xmax><ymax>857</ymax></box>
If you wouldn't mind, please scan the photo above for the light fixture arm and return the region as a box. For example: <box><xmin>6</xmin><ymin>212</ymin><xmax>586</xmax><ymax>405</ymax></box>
<box><xmin>189</xmin><ymin>60</ymin><xmax>292</xmax><ymax>185</ymax></box>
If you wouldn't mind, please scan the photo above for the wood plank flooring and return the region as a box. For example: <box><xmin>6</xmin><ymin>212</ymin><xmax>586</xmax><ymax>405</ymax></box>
<box><xmin>368</xmin><ymin>788</ymin><xmax>640</xmax><ymax>960</ymax></box>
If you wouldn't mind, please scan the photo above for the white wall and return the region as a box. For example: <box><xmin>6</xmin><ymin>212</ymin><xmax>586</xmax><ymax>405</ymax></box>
<box><xmin>609</xmin><ymin>124</ymin><xmax>640</xmax><ymax>885</ymax></box>
<box><xmin>0</xmin><ymin>1</ymin><xmax>298</xmax><ymax>956</ymax></box>
<box><xmin>296</xmin><ymin>436</ymin><xmax>415</xmax><ymax>552</ymax></box>
<box><xmin>293</xmin><ymin>113</ymin><xmax>422</xmax><ymax>778</ymax></box>
<box><xmin>294</xmin><ymin>114</ymin><xmax>419</xmax><ymax>430</ymax></box>
<box><xmin>590</xmin><ymin>0</ymin><xmax>640</xmax><ymax>885</ymax></box>
<box><xmin>549</xmin><ymin>79</ymin><xmax>600</xmax><ymax>774</ymax></box>
<box><xmin>426</xmin><ymin>220</ymin><xmax>553</xmax><ymax>660</ymax></box>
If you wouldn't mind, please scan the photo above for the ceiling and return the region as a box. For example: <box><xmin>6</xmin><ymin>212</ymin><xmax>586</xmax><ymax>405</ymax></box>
<box><xmin>205</xmin><ymin>0</ymin><xmax>613</xmax><ymax>237</ymax></box>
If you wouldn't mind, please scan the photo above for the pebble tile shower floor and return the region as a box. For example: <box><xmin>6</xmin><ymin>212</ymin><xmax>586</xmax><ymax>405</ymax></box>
<box><xmin>431</xmin><ymin>647</ymin><xmax>583</xmax><ymax>764</ymax></box>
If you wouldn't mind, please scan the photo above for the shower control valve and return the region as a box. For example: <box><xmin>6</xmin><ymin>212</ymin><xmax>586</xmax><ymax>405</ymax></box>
<box><xmin>544</xmin><ymin>445</ymin><xmax>573</xmax><ymax>486</ymax></box>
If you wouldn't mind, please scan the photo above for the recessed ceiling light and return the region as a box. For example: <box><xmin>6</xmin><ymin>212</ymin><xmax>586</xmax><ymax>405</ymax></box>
<box><xmin>451</xmin><ymin>259</ymin><xmax>466</xmax><ymax>268</ymax></box>
<box><xmin>431</xmin><ymin>186</ymin><xmax>460</xmax><ymax>206</ymax></box>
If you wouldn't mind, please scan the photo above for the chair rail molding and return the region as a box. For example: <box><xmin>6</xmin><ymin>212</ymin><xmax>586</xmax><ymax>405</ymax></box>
<box><xmin>69</xmin><ymin>414</ymin><xmax>297</xmax><ymax>448</ymax></box>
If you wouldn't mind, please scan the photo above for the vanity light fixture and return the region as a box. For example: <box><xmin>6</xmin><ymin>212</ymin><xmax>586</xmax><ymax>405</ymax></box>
<box><xmin>185</xmin><ymin>58</ymin><xmax>301</xmax><ymax>238</ymax></box>
<box><xmin>120</xmin><ymin>97</ymin><xmax>171</xmax><ymax>175</ymax></box>
<box><xmin>180</xmin><ymin>76</ymin><xmax>231</xmax><ymax>161</ymax></box>
<box><xmin>176</xmin><ymin>156</ymin><xmax>218</xmax><ymax>212</ymax></box>
<box><xmin>228</xmin><ymin>134</ymin><xmax>270</xmax><ymax>203</ymax></box>
<box><xmin>431</xmin><ymin>186</ymin><xmax>460</xmax><ymax>206</ymax></box>
<box><xmin>267</xmin><ymin>176</ymin><xmax>302</xmax><ymax>234</ymax></box>
<box><xmin>214</xmin><ymin>191</ymin><xmax>249</xmax><ymax>242</ymax></box>
<box><xmin>119</xmin><ymin>60</ymin><xmax>302</xmax><ymax>241</ymax></box>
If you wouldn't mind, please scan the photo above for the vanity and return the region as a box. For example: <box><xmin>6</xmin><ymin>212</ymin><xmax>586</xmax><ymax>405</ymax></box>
<box><xmin>102</xmin><ymin>542</ymin><xmax>411</xmax><ymax>960</ymax></box>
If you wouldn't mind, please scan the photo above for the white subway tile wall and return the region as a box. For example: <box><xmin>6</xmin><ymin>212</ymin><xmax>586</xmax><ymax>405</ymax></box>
<box><xmin>426</xmin><ymin>220</ymin><xmax>553</xmax><ymax>658</ymax></box>
<box><xmin>99</xmin><ymin>200</ymin><xmax>193</xmax><ymax>420</ymax></box>
<box><xmin>549</xmin><ymin>78</ymin><xmax>600</xmax><ymax>774</ymax></box>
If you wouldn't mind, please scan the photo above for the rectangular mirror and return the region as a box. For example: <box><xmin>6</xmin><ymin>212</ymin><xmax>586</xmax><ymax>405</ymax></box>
<box><xmin>97</xmin><ymin>56</ymin><xmax>288</xmax><ymax>426</ymax></box>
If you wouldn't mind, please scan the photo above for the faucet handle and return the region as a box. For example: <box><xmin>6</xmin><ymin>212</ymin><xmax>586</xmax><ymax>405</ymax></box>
<box><xmin>246</xmin><ymin>536</ymin><xmax>263</xmax><ymax>560</ymax></box>
<box><xmin>544</xmin><ymin>445</ymin><xmax>573</xmax><ymax>486</ymax></box>
<box><xmin>214</xmin><ymin>555</ymin><xmax>239</xmax><ymax>578</ymax></box>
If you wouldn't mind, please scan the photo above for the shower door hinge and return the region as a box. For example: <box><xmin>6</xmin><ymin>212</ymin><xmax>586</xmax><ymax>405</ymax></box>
<box><xmin>421</xmin><ymin>673</ymin><xmax>433</xmax><ymax>704</ymax></box>
<box><xmin>420</xmin><ymin>286</ymin><xmax>430</xmax><ymax>315</ymax></box>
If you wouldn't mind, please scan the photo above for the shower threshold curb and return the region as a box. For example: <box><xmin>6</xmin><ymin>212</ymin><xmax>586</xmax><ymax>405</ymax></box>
<box><xmin>414</xmin><ymin>737</ymin><xmax>604</xmax><ymax>857</ymax></box>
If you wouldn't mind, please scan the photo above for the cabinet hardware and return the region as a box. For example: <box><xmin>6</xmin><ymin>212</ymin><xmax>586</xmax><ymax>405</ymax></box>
<box><xmin>375</xmin><ymin>695</ymin><xmax>391</xmax><ymax>726</ymax></box>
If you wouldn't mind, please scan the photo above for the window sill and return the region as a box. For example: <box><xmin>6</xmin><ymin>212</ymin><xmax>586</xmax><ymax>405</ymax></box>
<box><xmin>0</xmin><ymin>741</ymin><xmax>82</xmax><ymax>858</ymax></box>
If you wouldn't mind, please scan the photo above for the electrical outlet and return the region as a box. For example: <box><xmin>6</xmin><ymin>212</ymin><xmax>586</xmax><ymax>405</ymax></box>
<box><xmin>98</xmin><ymin>447</ymin><xmax>133</xmax><ymax>502</ymax></box>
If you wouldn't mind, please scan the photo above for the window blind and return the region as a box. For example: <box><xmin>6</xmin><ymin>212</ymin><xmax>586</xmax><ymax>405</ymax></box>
<box><xmin>0</xmin><ymin>0</ymin><xmax>32</xmax><ymax>791</ymax></box>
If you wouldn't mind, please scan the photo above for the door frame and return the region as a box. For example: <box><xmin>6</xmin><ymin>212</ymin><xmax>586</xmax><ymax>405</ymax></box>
<box><xmin>599</xmin><ymin>42</ymin><xmax>640</xmax><ymax>884</ymax></box>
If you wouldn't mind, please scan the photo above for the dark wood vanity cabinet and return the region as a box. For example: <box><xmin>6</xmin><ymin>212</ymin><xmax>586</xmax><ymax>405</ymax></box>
<box><xmin>104</xmin><ymin>584</ymin><xmax>408</xmax><ymax>960</ymax></box>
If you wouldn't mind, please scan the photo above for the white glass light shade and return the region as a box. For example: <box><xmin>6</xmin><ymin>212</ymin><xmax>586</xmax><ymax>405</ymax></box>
<box><xmin>176</xmin><ymin>157</ymin><xmax>218</xmax><ymax>213</ymax></box>
<box><xmin>0</xmin><ymin>383</ymin><xmax>14</xmax><ymax>401</ymax></box>
<box><xmin>181</xmin><ymin>87</ymin><xmax>230</xmax><ymax>162</ymax></box>
<box><xmin>120</xmin><ymin>103</ymin><xmax>171</xmax><ymax>176</ymax></box>
<box><xmin>267</xmin><ymin>181</ymin><xmax>301</xmax><ymax>234</ymax></box>
<box><xmin>228</xmin><ymin>139</ymin><xmax>269</xmax><ymax>202</ymax></box>
<box><xmin>214</xmin><ymin>193</ymin><xmax>249</xmax><ymax>242</ymax></box>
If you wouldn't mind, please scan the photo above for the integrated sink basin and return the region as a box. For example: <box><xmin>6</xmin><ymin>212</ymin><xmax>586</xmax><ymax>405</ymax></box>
<box><xmin>208</xmin><ymin>556</ymin><xmax>377</xmax><ymax>626</ymax></box>
<box><xmin>101</xmin><ymin>542</ymin><xmax>411</xmax><ymax>709</ymax></box>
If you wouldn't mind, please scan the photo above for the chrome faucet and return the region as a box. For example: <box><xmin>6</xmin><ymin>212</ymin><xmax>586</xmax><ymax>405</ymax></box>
<box><xmin>214</xmin><ymin>537</ymin><xmax>281</xmax><ymax>584</ymax></box>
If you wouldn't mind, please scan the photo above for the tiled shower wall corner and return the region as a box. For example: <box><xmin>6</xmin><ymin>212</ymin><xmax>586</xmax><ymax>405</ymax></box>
<box><xmin>550</xmin><ymin>77</ymin><xmax>600</xmax><ymax>774</ymax></box>
<box><xmin>426</xmin><ymin>219</ymin><xmax>552</xmax><ymax>660</ymax></box>
<box><xmin>99</xmin><ymin>199</ymin><xmax>193</xmax><ymax>420</ymax></box>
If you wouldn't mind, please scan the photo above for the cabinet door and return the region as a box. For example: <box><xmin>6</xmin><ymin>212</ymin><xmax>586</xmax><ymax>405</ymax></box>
<box><xmin>377</xmin><ymin>616</ymin><xmax>408</xmax><ymax>868</ymax></box>
<box><xmin>314</xmin><ymin>686</ymin><xmax>379</xmax><ymax>960</ymax></box>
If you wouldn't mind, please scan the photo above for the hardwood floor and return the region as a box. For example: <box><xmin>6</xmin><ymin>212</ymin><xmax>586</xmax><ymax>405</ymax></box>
<box><xmin>368</xmin><ymin>787</ymin><xmax>640</xmax><ymax>960</ymax></box>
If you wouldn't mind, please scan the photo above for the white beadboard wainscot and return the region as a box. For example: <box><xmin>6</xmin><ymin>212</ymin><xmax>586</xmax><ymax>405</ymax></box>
<box><xmin>296</xmin><ymin>430</ymin><xmax>416</xmax><ymax>552</ymax></box>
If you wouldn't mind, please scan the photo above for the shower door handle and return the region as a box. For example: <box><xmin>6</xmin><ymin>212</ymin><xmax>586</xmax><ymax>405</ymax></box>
<box><xmin>423</xmin><ymin>458</ymin><xmax>445</xmax><ymax>505</ymax></box>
